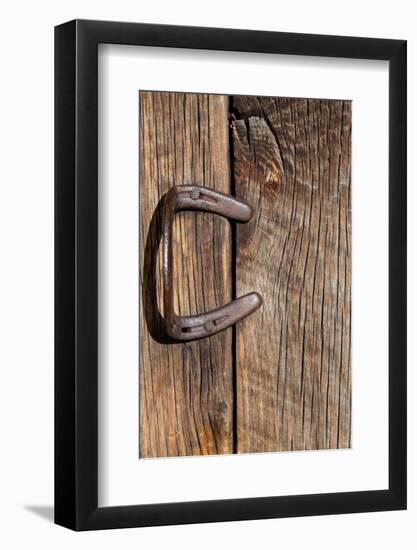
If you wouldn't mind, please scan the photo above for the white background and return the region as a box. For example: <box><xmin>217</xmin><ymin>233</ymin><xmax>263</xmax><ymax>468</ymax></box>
<box><xmin>99</xmin><ymin>46</ymin><xmax>389</xmax><ymax>505</ymax></box>
<box><xmin>0</xmin><ymin>0</ymin><xmax>415</xmax><ymax>548</ymax></box>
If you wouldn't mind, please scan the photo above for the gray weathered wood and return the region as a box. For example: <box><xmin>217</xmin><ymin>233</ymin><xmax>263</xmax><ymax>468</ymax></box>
<box><xmin>232</xmin><ymin>96</ymin><xmax>352</xmax><ymax>452</ymax></box>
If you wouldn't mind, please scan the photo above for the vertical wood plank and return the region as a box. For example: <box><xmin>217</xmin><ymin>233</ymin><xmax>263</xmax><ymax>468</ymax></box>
<box><xmin>232</xmin><ymin>96</ymin><xmax>351</xmax><ymax>452</ymax></box>
<box><xmin>139</xmin><ymin>92</ymin><xmax>233</xmax><ymax>457</ymax></box>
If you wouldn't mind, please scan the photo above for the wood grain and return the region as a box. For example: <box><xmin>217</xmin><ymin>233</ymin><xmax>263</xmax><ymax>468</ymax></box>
<box><xmin>232</xmin><ymin>96</ymin><xmax>352</xmax><ymax>452</ymax></box>
<box><xmin>139</xmin><ymin>92</ymin><xmax>233</xmax><ymax>457</ymax></box>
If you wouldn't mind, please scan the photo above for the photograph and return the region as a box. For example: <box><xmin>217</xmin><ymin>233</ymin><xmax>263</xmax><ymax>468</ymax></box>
<box><xmin>139</xmin><ymin>91</ymin><xmax>352</xmax><ymax>458</ymax></box>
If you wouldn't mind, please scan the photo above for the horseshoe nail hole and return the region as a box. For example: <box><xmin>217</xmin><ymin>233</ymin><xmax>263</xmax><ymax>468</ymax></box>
<box><xmin>214</xmin><ymin>315</ymin><xmax>228</xmax><ymax>325</ymax></box>
<box><xmin>200</xmin><ymin>193</ymin><xmax>217</xmax><ymax>204</ymax></box>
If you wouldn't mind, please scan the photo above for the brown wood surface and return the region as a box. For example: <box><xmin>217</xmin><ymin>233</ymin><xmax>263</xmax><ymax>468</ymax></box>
<box><xmin>139</xmin><ymin>92</ymin><xmax>233</xmax><ymax>457</ymax></box>
<box><xmin>139</xmin><ymin>92</ymin><xmax>352</xmax><ymax>458</ymax></box>
<box><xmin>232</xmin><ymin>96</ymin><xmax>352</xmax><ymax>452</ymax></box>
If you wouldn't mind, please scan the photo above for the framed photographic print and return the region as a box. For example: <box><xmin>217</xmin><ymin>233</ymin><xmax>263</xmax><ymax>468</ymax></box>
<box><xmin>55</xmin><ymin>19</ymin><xmax>406</xmax><ymax>530</ymax></box>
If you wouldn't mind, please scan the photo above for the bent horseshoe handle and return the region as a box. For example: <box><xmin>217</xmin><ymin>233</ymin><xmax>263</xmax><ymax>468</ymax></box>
<box><xmin>162</xmin><ymin>185</ymin><xmax>263</xmax><ymax>342</ymax></box>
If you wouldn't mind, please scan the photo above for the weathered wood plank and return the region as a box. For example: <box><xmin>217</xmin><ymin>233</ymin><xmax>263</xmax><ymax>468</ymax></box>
<box><xmin>232</xmin><ymin>96</ymin><xmax>351</xmax><ymax>452</ymax></box>
<box><xmin>139</xmin><ymin>92</ymin><xmax>233</xmax><ymax>458</ymax></box>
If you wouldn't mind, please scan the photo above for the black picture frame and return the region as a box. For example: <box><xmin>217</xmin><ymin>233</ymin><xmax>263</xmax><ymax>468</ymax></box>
<box><xmin>55</xmin><ymin>19</ymin><xmax>407</xmax><ymax>531</ymax></box>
